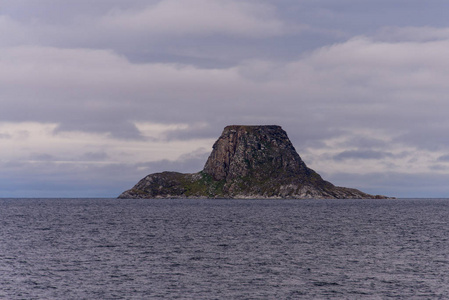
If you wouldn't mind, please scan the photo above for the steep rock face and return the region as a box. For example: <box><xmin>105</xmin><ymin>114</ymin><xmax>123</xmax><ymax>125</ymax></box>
<box><xmin>118</xmin><ymin>125</ymin><xmax>390</xmax><ymax>199</ymax></box>
<box><xmin>203</xmin><ymin>125</ymin><xmax>309</xmax><ymax>181</ymax></box>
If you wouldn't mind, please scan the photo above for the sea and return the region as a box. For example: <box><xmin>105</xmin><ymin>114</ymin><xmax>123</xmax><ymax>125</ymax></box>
<box><xmin>1</xmin><ymin>198</ymin><xmax>448</xmax><ymax>299</ymax></box>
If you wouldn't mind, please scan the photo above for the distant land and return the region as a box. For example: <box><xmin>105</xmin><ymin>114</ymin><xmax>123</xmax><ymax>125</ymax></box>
<box><xmin>118</xmin><ymin>125</ymin><xmax>392</xmax><ymax>199</ymax></box>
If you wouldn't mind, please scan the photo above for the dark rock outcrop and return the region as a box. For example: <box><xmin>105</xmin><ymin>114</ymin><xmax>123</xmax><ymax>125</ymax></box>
<box><xmin>118</xmin><ymin>125</ymin><xmax>391</xmax><ymax>199</ymax></box>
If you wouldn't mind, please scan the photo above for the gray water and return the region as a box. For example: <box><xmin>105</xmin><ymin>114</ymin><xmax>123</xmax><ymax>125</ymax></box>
<box><xmin>1</xmin><ymin>198</ymin><xmax>448</xmax><ymax>299</ymax></box>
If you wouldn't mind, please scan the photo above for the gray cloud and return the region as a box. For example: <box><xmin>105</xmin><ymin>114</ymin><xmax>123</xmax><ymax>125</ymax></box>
<box><xmin>138</xmin><ymin>147</ymin><xmax>210</xmax><ymax>174</ymax></box>
<box><xmin>0</xmin><ymin>133</ymin><xmax>12</xmax><ymax>139</ymax></box>
<box><xmin>54</xmin><ymin>120</ymin><xmax>144</xmax><ymax>140</ymax></box>
<box><xmin>28</xmin><ymin>152</ymin><xmax>109</xmax><ymax>163</ymax></box>
<box><xmin>29</xmin><ymin>153</ymin><xmax>55</xmax><ymax>161</ymax></box>
<box><xmin>437</xmin><ymin>155</ymin><xmax>449</xmax><ymax>162</ymax></box>
<box><xmin>325</xmin><ymin>171</ymin><xmax>449</xmax><ymax>198</ymax></box>
<box><xmin>0</xmin><ymin>146</ymin><xmax>210</xmax><ymax>197</ymax></box>
<box><xmin>333</xmin><ymin>150</ymin><xmax>394</xmax><ymax>161</ymax></box>
<box><xmin>99</xmin><ymin>0</ymin><xmax>288</xmax><ymax>38</ymax></box>
<box><xmin>2</xmin><ymin>1</ymin><xmax>449</xmax><ymax>197</ymax></box>
<box><xmin>395</xmin><ymin>125</ymin><xmax>449</xmax><ymax>151</ymax></box>
<box><xmin>3</xmin><ymin>0</ymin><xmax>448</xmax><ymax>69</ymax></box>
<box><xmin>2</xmin><ymin>36</ymin><xmax>449</xmax><ymax>148</ymax></box>
<box><xmin>429</xmin><ymin>164</ymin><xmax>449</xmax><ymax>171</ymax></box>
<box><xmin>376</xmin><ymin>26</ymin><xmax>449</xmax><ymax>42</ymax></box>
<box><xmin>161</xmin><ymin>123</ymin><xmax>222</xmax><ymax>141</ymax></box>
<box><xmin>80</xmin><ymin>152</ymin><xmax>109</xmax><ymax>161</ymax></box>
<box><xmin>339</xmin><ymin>136</ymin><xmax>388</xmax><ymax>149</ymax></box>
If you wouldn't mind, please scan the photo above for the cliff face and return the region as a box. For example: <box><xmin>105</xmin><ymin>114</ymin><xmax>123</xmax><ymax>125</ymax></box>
<box><xmin>118</xmin><ymin>125</ymin><xmax>390</xmax><ymax>199</ymax></box>
<box><xmin>203</xmin><ymin>125</ymin><xmax>310</xmax><ymax>181</ymax></box>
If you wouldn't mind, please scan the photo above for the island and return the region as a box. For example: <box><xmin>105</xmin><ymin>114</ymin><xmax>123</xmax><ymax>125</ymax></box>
<box><xmin>118</xmin><ymin>125</ymin><xmax>391</xmax><ymax>199</ymax></box>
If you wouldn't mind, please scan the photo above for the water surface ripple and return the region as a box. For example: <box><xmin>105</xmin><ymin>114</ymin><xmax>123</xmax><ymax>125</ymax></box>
<box><xmin>1</xmin><ymin>198</ymin><xmax>448</xmax><ymax>299</ymax></box>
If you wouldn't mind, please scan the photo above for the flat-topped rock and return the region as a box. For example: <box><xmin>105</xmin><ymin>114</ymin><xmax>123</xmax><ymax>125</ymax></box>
<box><xmin>118</xmin><ymin>125</ymin><xmax>391</xmax><ymax>199</ymax></box>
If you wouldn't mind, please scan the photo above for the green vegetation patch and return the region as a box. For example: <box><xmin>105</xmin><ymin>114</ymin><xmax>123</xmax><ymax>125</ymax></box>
<box><xmin>179</xmin><ymin>172</ymin><xmax>226</xmax><ymax>197</ymax></box>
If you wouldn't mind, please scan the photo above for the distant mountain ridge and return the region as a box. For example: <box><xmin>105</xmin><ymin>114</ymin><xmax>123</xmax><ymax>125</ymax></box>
<box><xmin>118</xmin><ymin>125</ymin><xmax>391</xmax><ymax>199</ymax></box>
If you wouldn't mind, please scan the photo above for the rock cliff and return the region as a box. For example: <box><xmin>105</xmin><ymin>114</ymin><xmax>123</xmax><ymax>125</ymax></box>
<box><xmin>118</xmin><ymin>125</ymin><xmax>390</xmax><ymax>199</ymax></box>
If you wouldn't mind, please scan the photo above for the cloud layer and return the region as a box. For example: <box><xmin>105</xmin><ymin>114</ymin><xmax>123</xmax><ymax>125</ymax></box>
<box><xmin>2</xmin><ymin>1</ymin><xmax>449</xmax><ymax>197</ymax></box>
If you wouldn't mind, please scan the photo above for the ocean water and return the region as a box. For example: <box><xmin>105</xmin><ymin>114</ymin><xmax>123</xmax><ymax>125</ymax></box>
<box><xmin>0</xmin><ymin>198</ymin><xmax>448</xmax><ymax>299</ymax></box>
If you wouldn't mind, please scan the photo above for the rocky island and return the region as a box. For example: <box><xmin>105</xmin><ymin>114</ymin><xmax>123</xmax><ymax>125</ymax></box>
<box><xmin>118</xmin><ymin>125</ymin><xmax>390</xmax><ymax>199</ymax></box>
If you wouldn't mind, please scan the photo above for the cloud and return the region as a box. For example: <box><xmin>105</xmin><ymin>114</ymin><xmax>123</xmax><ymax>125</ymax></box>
<box><xmin>377</xmin><ymin>26</ymin><xmax>449</xmax><ymax>42</ymax></box>
<box><xmin>4</xmin><ymin>33</ymin><xmax>449</xmax><ymax>140</ymax></box>
<box><xmin>29</xmin><ymin>153</ymin><xmax>55</xmax><ymax>161</ymax></box>
<box><xmin>55</xmin><ymin>121</ymin><xmax>144</xmax><ymax>140</ymax></box>
<box><xmin>80</xmin><ymin>152</ymin><xmax>109</xmax><ymax>161</ymax></box>
<box><xmin>1</xmin><ymin>1</ymin><xmax>306</xmax><ymax>68</ymax></box>
<box><xmin>437</xmin><ymin>154</ymin><xmax>449</xmax><ymax>162</ymax></box>
<box><xmin>0</xmin><ymin>122</ymin><xmax>210</xmax><ymax>198</ymax></box>
<box><xmin>333</xmin><ymin>150</ymin><xmax>394</xmax><ymax>161</ymax></box>
<box><xmin>28</xmin><ymin>151</ymin><xmax>109</xmax><ymax>163</ymax></box>
<box><xmin>100</xmin><ymin>0</ymin><xmax>288</xmax><ymax>38</ymax></box>
<box><xmin>337</xmin><ymin>136</ymin><xmax>388</xmax><ymax>149</ymax></box>
<box><xmin>140</xmin><ymin>147</ymin><xmax>210</xmax><ymax>173</ymax></box>
<box><xmin>429</xmin><ymin>164</ymin><xmax>449</xmax><ymax>171</ymax></box>
<box><xmin>0</xmin><ymin>122</ymin><xmax>214</xmax><ymax>169</ymax></box>
<box><xmin>3</xmin><ymin>0</ymin><xmax>447</xmax><ymax>68</ymax></box>
<box><xmin>3</xmin><ymin>0</ymin><xmax>449</xmax><ymax>198</ymax></box>
<box><xmin>0</xmin><ymin>146</ymin><xmax>210</xmax><ymax>197</ymax></box>
<box><xmin>3</xmin><ymin>33</ymin><xmax>449</xmax><ymax>160</ymax></box>
<box><xmin>0</xmin><ymin>15</ymin><xmax>30</xmax><ymax>46</ymax></box>
<box><xmin>0</xmin><ymin>160</ymin><xmax>134</xmax><ymax>197</ymax></box>
<box><xmin>0</xmin><ymin>133</ymin><xmax>12</xmax><ymax>139</ymax></box>
<box><xmin>160</xmin><ymin>123</ymin><xmax>218</xmax><ymax>141</ymax></box>
<box><xmin>325</xmin><ymin>171</ymin><xmax>449</xmax><ymax>198</ymax></box>
<box><xmin>3</xmin><ymin>33</ymin><xmax>449</xmax><ymax>141</ymax></box>
<box><xmin>0</xmin><ymin>46</ymin><xmax>228</xmax><ymax>136</ymax></box>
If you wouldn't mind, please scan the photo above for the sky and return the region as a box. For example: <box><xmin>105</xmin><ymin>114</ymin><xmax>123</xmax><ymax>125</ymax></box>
<box><xmin>2</xmin><ymin>0</ymin><xmax>449</xmax><ymax>198</ymax></box>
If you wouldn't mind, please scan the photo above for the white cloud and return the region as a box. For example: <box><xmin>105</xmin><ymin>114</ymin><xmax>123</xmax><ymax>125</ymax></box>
<box><xmin>288</xmin><ymin>37</ymin><xmax>449</xmax><ymax>95</ymax></box>
<box><xmin>100</xmin><ymin>0</ymin><xmax>287</xmax><ymax>38</ymax></box>
<box><xmin>0</xmin><ymin>122</ymin><xmax>214</xmax><ymax>164</ymax></box>
<box><xmin>0</xmin><ymin>120</ymin><xmax>217</xmax><ymax>197</ymax></box>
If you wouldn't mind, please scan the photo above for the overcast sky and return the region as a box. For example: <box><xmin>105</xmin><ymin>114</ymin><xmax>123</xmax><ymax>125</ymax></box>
<box><xmin>2</xmin><ymin>0</ymin><xmax>449</xmax><ymax>198</ymax></box>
